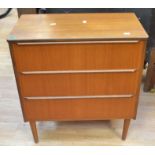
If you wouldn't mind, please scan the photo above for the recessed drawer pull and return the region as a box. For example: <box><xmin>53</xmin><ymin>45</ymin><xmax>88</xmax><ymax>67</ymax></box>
<box><xmin>21</xmin><ymin>69</ymin><xmax>136</xmax><ymax>75</ymax></box>
<box><xmin>24</xmin><ymin>94</ymin><xmax>133</xmax><ymax>100</ymax></box>
<box><xmin>17</xmin><ymin>40</ymin><xmax>139</xmax><ymax>45</ymax></box>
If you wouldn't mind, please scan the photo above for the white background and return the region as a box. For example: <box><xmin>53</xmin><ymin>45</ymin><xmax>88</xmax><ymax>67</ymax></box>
<box><xmin>1</xmin><ymin>146</ymin><xmax>155</xmax><ymax>154</ymax></box>
<box><xmin>0</xmin><ymin>0</ymin><xmax>155</xmax><ymax>154</ymax></box>
<box><xmin>0</xmin><ymin>0</ymin><xmax>154</xmax><ymax>8</ymax></box>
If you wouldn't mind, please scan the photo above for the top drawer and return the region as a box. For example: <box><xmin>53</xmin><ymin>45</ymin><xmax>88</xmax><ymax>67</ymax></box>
<box><xmin>11</xmin><ymin>40</ymin><xmax>144</xmax><ymax>71</ymax></box>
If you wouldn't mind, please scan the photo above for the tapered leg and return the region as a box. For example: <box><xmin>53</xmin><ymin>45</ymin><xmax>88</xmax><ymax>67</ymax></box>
<box><xmin>29</xmin><ymin>121</ymin><xmax>39</xmax><ymax>143</ymax></box>
<box><xmin>122</xmin><ymin>119</ymin><xmax>131</xmax><ymax>140</ymax></box>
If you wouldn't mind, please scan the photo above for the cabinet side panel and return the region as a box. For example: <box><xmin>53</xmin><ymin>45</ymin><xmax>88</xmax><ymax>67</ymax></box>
<box><xmin>134</xmin><ymin>40</ymin><xmax>147</xmax><ymax>118</ymax></box>
<box><xmin>8</xmin><ymin>42</ymin><xmax>26</xmax><ymax>121</ymax></box>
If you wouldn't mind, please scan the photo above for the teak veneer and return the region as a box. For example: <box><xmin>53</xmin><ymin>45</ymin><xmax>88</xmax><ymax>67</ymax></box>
<box><xmin>8</xmin><ymin>13</ymin><xmax>148</xmax><ymax>143</ymax></box>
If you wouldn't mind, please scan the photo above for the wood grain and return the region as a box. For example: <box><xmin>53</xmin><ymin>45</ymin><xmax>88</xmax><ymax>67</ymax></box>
<box><xmin>18</xmin><ymin>73</ymin><xmax>137</xmax><ymax>97</ymax></box>
<box><xmin>29</xmin><ymin>121</ymin><xmax>39</xmax><ymax>143</ymax></box>
<box><xmin>122</xmin><ymin>119</ymin><xmax>131</xmax><ymax>140</ymax></box>
<box><xmin>11</xmin><ymin>41</ymin><xmax>144</xmax><ymax>71</ymax></box>
<box><xmin>7</xmin><ymin>12</ymin><xmax>148</xmax><ymax>142</ymax></box>
<box><xmin>1</xmin><ymin>10</ymin><xmax>155</xmax><ymax>145</ymax></box>
<box><xmin>23</xmin><ymin>97</ymin><xmax>136</xmax><ymax>121</ymax></box>
<box><xmin>8</xmin><ymin>13</ymin><xmax>148</xmax><ymax>42</ymax></box>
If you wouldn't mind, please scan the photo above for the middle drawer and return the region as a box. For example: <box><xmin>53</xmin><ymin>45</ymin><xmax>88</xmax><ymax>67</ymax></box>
<box><xmin>18</xmin><ymin>72</ymin><xmax>137</xmax><ymax>97</ymax></box>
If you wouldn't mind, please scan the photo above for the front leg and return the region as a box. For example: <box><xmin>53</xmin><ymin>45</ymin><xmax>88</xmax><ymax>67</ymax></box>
<box><xmin>29</xmin><ymin>121</ymin><xmax>39</xmax><ymax>143</ymax></box>
<box><xmin>122</xmin><ymin>119</ymin><xmax>131</xmax><ymax>140</ymax></box>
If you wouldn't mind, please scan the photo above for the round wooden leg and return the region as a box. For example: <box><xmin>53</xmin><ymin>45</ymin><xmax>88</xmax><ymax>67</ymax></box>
<box><xmin>29</xmin><ymin>121</ymin><xmax>39</xmax><ymax>143</ymax></box>
<box><xmin>122</xmin><ymin>119</ymin><xmax>131</xmax><ymax>140</ymax></box>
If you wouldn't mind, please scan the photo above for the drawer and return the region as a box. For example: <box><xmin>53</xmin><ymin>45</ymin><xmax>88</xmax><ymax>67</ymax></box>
<box><xmin>23</xmin><ymin>97</ymin><xmax>136</xmax><ymax>121</ymax></box>
<box><xmin>12</xmin><ymin>40</ymin><xmax>144</xmax><ymax>71</ymax></box>
<box><xmin>18</xmin><ymin>72</ymin><xmax>138</xmax><ymax>97</ymax></box>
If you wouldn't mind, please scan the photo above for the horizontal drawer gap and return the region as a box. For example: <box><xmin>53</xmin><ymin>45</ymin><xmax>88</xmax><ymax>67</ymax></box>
<box><xmin>21</xmin><ymin>69</ymin><xmax>136</xmax><ymax>75</ymax></box>
<box><xmin>24</xmin><ymin>94</ymin><xmax>134</xmax><ymax>100</ymax></box>
<box><xmin>17</xmin><ymin>40</ymin><xmax>139</xmax><ymax>45</ymax></box>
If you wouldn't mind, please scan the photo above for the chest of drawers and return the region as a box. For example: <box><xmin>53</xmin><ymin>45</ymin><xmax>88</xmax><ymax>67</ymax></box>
<box><xmin>8</xmin><ymin>13</ymin><xmax>148</xmax><ymax>143</ymax></box>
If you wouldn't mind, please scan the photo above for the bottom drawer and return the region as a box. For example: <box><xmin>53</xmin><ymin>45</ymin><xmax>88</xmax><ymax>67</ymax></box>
<box><xmin>23</xmin><ymin>97</ymin><xmax>136</xmax><ymax>121</ymax></box>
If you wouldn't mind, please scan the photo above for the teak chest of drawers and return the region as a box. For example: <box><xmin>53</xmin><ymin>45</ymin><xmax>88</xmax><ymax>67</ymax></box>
<box><xmin>8</xmin><ymin>13</ymin><xmax>148</xmax><ymax>143</ymax></box>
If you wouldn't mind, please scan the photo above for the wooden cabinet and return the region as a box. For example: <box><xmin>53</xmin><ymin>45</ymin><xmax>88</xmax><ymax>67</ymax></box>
<box><xmin>8</xmin><ymin>13</ymin><xmax>148</xmax><ymax>143</ymax></box>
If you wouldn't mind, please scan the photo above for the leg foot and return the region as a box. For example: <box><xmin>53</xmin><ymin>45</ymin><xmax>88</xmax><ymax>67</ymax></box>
<box><xmin>29</xmin><ymin>121</ymin><xmax>39</xmax><ymax>143</ymax></box>
<box><xmin>122</xmin><ymin>119</ymin><xmax>130</xmax><ymax>140</ymax></box>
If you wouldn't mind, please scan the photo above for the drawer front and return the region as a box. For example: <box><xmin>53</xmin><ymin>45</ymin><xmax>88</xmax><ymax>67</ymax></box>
<box><xmin>23</xmin><ymin>97</ymin><xmax>136</xmax><ymax>121</ymax></box>
<box><xmin>18</xmin><ymin>72</ymin><xmax>137</xmax><ymax>97</ymax></box>
<box><xmin>12</xmin><ymin>41</ymin><xmax>144</xmax><ymax>71</ymax></box>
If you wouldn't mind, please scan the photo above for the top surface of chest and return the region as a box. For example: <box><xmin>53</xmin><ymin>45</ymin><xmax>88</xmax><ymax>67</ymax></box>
<box><xmin>8</xmin><ymin>13</ymin><xmax>148</xmax><ymax>42</ymax></box>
